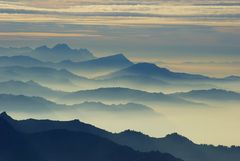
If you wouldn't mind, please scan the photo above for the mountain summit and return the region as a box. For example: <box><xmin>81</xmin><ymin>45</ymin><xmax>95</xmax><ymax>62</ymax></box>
<box><xmin>57</xmin><ymin>53</ymin><xmax>134</xmax><ymax>77</ymax></box>
<box><xmin>52</xmin><ymin>44</ymin><xmax>72</xmax><ymax>52</ymax></box>
<box><xmin>80</xmin><ymin>53</ymin><xmax>133</xmax><ymax>67</ymax></box>
<box><xmin>33</xmin><ymin>44</ymin><xmax>95</xmax><ymax>62</ymax></box>
<box><xmin>0</xmin><ymin>112</ymin><xmax>11</xmax><ymax>120</ymax></box>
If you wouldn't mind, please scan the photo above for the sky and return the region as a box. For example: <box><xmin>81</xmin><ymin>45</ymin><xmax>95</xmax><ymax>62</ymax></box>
<box><xmin>0</xmin><ymin>0</ymin><xmax>240</xmax><ymax>76</ymax></box>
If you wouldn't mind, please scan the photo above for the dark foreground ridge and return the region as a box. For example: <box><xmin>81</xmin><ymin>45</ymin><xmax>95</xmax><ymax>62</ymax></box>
<box><xmin>0</xmin><ymin>112</ymin><xmax>183</xmax><ymax>161</ymax></box>
<box><xmin>1</xmin><ymin>112</ymin><xmax>240</xmax><ymax>161</ymax></box>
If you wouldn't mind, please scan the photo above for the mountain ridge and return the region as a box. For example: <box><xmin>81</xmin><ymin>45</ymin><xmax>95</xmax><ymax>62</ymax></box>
<box><xmin>0</xmin><ymin>94</ymin><xmax>157</xmax><ymax>116</ymax></box>
<box><xmin>33</xmin><ymin>43</ymin><xmax>95</xmax><ymax>62</ymax></box>
<box><xmin>1</xmin><ymin>112</ymin><xmax>240</xmax><ymax>161</ymax></box>
<box><xmin>0</xmin><ymin>113</ymin><xmax>183</xmax><ymax>161</ymax></box>
<box><xmin>99</xmin><ymin>62</ymin><xmax>212</xmax><ymax>81</ymax></box>
<box><xmin>61</xmin><ymin>87</ymin><xmax>204</xmax><ymax>107</ymax></box>
<box><xmin>56</xmin><ymin>53</ymin><xmax>134</xmax><ymax>77</ymax></box>
<box><xmin>0</xmin><ymin>80</ymin><xmax>67</xmax><ymax>99</ymax></box>
<box><xmin>172</xmin><ymin>88</ymin><xmax>240</xmax><ymax>101</ymax></box>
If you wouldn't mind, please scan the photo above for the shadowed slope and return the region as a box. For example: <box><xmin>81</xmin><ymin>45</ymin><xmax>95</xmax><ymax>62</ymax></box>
<box><xmin>0</xmin><ymin>112</ymin><xmax>183</xmax><ymax>161</ymax></box>
<box><xmin>1</xmin><ymin>112</ymin><xmax>239</xmax><ymax>161</ymax></box>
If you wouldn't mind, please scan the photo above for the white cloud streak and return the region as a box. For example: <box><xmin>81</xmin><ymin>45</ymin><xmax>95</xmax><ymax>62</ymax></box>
<box><xmin>0</xmin><ymin>0</ymin><xmax>240</xmax><ymax>27</ymax></box>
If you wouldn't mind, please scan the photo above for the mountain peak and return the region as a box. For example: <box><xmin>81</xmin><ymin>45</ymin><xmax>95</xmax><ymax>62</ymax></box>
<box><xmin>33</xmin><ymin>44</ymin><xmax>95</xmax><ymax>61</ymax></box>
<box><xmin>35</xmin><ymin>45</ymin><xmax>50</xmax><ymax>51</ymax></box>
<box><xmin>0</xmin><ymin>112</ymin><xmax>13</xmax><ymax>121</ymax></box>
<box><xmin>165</xmin><ymin>133</ymin><xmax>192</xmax><ymax>143</ymax></box>
<box><xmin>0</xmin><ymin>111</ymin><xmax>8</xmax><ymax>117</ymax></box>
<box><xmin>102</xmin><ymin>53</ymin><xmax>130</xmax><ymax>61</ymax></box>
<box><xmin>52</xmin><ymin>43</ymin><xmax>71</xmax><ymax>51</ymax></box>
<box><xmin>125</xmin><ymin>62</ymin><xmax>171</xmax><ymax>74</ymax></box>
<box><xmin>113</xmin><ymin>53</ymin><xmax>126</xmax><ymax>58</ymax></box>
<box><xmin>166</xmin><ymin>132</ymin><xmax>183</xmax><ymax>138</ymax></box>
<box><xmin>121</xmin><ymin>129</ymin><xmax>145</xmax><ymax>135</ymax></box>
<box><xmin>80</xmin><ymin>53</ymin><xmax>133</xmax><ymax>69</ymax></box>
<box><xmin>225</xmin><ymin>75</ymin><xmax>240</xmax><ymax>81</ymax></box>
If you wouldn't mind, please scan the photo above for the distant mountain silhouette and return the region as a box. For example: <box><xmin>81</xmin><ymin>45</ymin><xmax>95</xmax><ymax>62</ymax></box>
<box><xmin>99</xmin><ymin>63</ymin><xmax>240</xmax><ymax>83</ymax></box>
<box><xmin>0</xmin><ymin>44</ymin><xmax>239</xmax><ymax>83</ymax></box>
<box><xmin>99</xmin><ymin>62</ymin><xmax>211</xmax><ymax>81</ymax></box>
<box><xmin>73</xmin><ymin>102</ymin><xmax>157</xmax><ymax>116</ymax></box>
<box><xmin>61</xmin><ymin>87</ymin><xmax>203</xmax><ymax>107</ymax></box>
<box><xmin>0</xmin><ymin>94</ymin><xmax>59</xmax><ymax>113</ymax></box>
<box><xmin>59</xmin><ymin>53</ymin><xmax>133</xmax><ymax>68</ymax></box>
<box><xmin>33</xmin><ymin>44</ymin><xmax>95</xmax><ymax>62</ymax></box>
<box><xmin>224</xmin><ymin>75</ymin><xmax>240</xmax><ymax>81</ymax></box>
<box><xmin>57</xmin><ymin>53</ymin><xmax>134</xmax><ymax>77</ymax></box>
<box><xmin>0</xmin><ymin>44</ymin><xmax>95</xmax><ymax>63</ymax></box>
<box><xmin>0</xmin><ymin>47</ymin><xmax>238</xmax><ymax>92</ymax></box>
<box><xmin>0</xmin><ymin>66</ymin><xmax>91</xmax><ymax>91</ymax></box>
<box><xmin>172</xmin><ymin>89</ymin><xmax>240</xmax><ymax>101</ymax></box>
<box><xmin>0</xmin><ymin>53</ymin><xmax>134</xmax><ymax>78</ymax></box>
<box><xmin>0</xmin><ymin>55</ymin><xmax>46</xmax><ymax>67</ymax></box>
<box><xmin>95</xmin><ymin>62</ymin><xmax>240</xmax><ymax>92</ymax></box>
<box><xmin>1</xmin><ymin>112</ymin><xmax>240</xmax><ymax>161</ymax></box>
<box><xmin>0</xmin><ymin>94</ymin><xmax>157</xmax><ymax>116</ymax></box>
<box><xmin>0</xmin><ymin>113</ymin><xmax>183</xmax><ymax>161</ymax></box>
<box><xmin>0</xmin><ymin>80</ymin><xmax>66</xmax><ymax>99</ymax></box>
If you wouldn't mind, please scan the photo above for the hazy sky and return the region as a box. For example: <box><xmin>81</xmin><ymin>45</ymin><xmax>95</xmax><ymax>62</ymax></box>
<box><xmin>0</xmin><ymin>0</ymin><xmax>240</xmax><ymax>76</ymax></box>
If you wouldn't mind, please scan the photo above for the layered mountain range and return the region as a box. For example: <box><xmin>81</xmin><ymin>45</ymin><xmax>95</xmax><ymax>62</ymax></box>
<box><xmin>0</xmin><ymin>44</ymin><xmax>239</xmax><ymax>92</ymax></box>
<box><xmin>0</xmin><ymin>44</ymin><xmax>239</xmax><ymax>161</ymax></box>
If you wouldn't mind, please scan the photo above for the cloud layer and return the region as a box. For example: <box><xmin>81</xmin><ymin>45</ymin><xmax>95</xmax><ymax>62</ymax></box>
<box><xmin>0</xmin><ymin>0</ymin><xmax>240</xmax><ymax>26</ymax></box>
